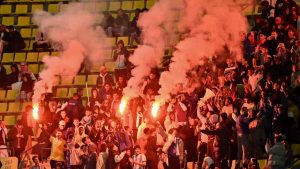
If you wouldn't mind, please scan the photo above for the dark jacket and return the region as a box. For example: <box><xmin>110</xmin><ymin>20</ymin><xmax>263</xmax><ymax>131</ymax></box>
<box><xmin>236</xmin><ymin>114</ymin><xmax>255</xmax><ymax>135</ymax></box>
<box><xmin>201</xmin><ymin>123</ymin><xmax>230</xmax><ymax>154</ymax></box>
<box><xmin>96</xmin><ymin>73</ymin><xmax>114</xmax><ymax>87</ymax></box>
<box><xmin>8</xmin><ymin>126</ymin><xmax>29</xmax><ymax>150</ymax></box>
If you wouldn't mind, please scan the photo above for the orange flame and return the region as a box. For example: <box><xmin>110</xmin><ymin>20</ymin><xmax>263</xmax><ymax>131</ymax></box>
<box><xmin>119</xmin><ymin>98</ymin><xmax>127</xmax><ymax>115</ymax></box>
<box><xmin>33</xmin><ymin>105</ymin><xmax>39</xmax><ymax>120</ymax></box>
<box><xmin>151</xmin><ymin>101</ymin><xmax>160</xmax><ymax>118</ymax></box>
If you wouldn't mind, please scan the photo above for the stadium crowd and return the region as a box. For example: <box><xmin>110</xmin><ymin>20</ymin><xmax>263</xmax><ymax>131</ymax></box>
<box><xmin>0</xmin><ymin>0</ymin><xmax>300</xmax><ymax>169</ymax></box>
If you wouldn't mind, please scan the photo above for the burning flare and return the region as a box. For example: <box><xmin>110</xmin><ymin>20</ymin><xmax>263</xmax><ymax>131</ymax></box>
<box><xmin>32</xmin><ymin>105</ymin><xmax>39</xmax><ymax>121</ymax></box>
<box><xmin>151</xmin><ymin>101</ymin><xmax>160</xmax><ymax>118</ymax></box>
<box><xmin>119</xmin><ymin>98</ymin><xmax>127</xmax><ymax>115</ymax></box>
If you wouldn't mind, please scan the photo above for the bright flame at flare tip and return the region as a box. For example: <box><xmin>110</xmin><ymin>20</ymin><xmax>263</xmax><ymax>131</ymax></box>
<box><xmin>119</xmin><ymin>98</ymin><xmax>127</xmax><ymax>115</ymax></box>
<box><xmin>33</xmin><ymin>105</ymin><xmax>39</xmax><ymax>120</ymax></box>
<box><xmin>151</xmin><ymin>101</ymin><xmax>160</xmax><ymax>118</ymax></box>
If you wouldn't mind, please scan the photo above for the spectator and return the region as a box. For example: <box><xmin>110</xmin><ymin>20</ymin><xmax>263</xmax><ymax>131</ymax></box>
<box><xmin>236</xmin><ymin>107</ymin><xmax>255</xmax><ymax>163</ymax></box>
<box><xmin>266</xmin><ymin>135</ymin><xmax>287</xmax><ymax>169</ymax></box>
<box><xmin>20</xmin><ymin>73</ymin><xmax>34</xmax><ymax>101</ymax></box>
<box><xmin>19</xmin><ymin>62</ymin><xmax>37</xmax><ymax>82</ymax></box>
<box><xmin>85</xmin><ymin>144</ymin><xmax>97</xmax><ymax>169</ymax></box>
<box><xmin>201</xmin><ymin>117</ymin><xmax>230</xmax><ymax>167</ymax></box>
<box><xmin>3</xmin><ymin>25</ymin><xmax>25</xmax><ymax>52</ymax></box>
<box><xmin>33</xmin><ymin>30</ymin><xmax>50</xmax><ymax>51</ymax></box>
<box><xmin>88</xmin><ymin>88</ymin><xmax>102</xmax><ymax>108</ymax></box>
<box><xmin>49</xmin><ymin>130</ymin><xmax>66</xmax><ymax>169</ymax></box>
<box><xmin>102</xmin><ymin>11</ymin><xmax>115</xmax><ymax>37</ymax></box>
<box><xmin>162</xmin><ymin>128</ymin><xmax>182</xmax><ymax>169</ymax></box>
<box><xmin>132</xmin><ymin>145</ymin><xmax>147</xmax><ymax>169</ymax></box>
<box><xmin>31</xmin><ymin>155</ymin><xmax>46</xmax><ymax>169</ymax></box>
<box><xmin>113</xmin><ymin>40</ymin><xmax>130</xmax><ymax>80</ymax></box>
<box><xmin>0</xmin><ymin>24</ymin><xmax>9</xmax><ymax>54</ymax></box>
<box><xmin>0</xmin><ymin>64</ymin><xmax>6</xmax><ymax>89</ymax></box>
<box><xmin>0</xmin><ymin>121</ymin><xmax>8</xmax><ymax>158</ymax></box>
<box><xmin>5</xmin><ymin>64</ymin><xmax>19</xmax><ymax>88</ymax></box>
<box><xmin>8</xmin><ymin>120</ymin><xmax>29</xmax><ymax>160</ymax></box>
<box><xmin>96</xmin><ymin>66</ymin><xmax>114</xmax><ymax>88</ymax></box>
<box><xmin>96</xmin><ymin>143</ymin><xmax>108</xmax><ymax>169</ymax></box>
<box><xmin>65</xmin><ymin>93</ymin><xmax>85</xmax><ymax>121</ymax></box>
<box><xmin>129</xmin><ymin>8</ymin><xmax>142</xmax><ymax>46</ymax></box>
<box><xmin>113</xmin><ymin>9</ymin><xmax>130</xmax><ymax>36</ymax></box>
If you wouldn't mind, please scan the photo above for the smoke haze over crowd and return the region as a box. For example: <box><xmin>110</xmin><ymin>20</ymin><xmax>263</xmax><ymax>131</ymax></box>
<box><xmin>32</xmin><ymin>1</ymin><xmax>109</xmax><ymax>103</ymax></box>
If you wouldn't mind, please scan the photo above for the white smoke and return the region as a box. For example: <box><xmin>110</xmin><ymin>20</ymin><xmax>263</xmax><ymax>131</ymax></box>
<box><xmin>123</xmin><ymin>0</ymin><xmax>184</xmax><ymax>98</ymax></box>
<box><xmin>158</xmin><ymin>0</ymin><xmax>248</xmax><ymax>101</ymax></box>
<box><xmin>32</xmin><ymin>1</ymin><xmax>109</xmax><ymax>103</ymax></box>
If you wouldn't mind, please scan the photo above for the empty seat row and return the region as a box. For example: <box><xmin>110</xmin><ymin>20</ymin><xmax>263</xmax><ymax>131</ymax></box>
<box><xmin>0</xmin><ymin>0</ymin><xmax>153</xmax><ymax>15</ymax></box>
<box><xmin>55</xmin><ymin>87</ymin><xmax>92</xmax><ymax>99</ymax></box>
<box><xmin>0</xmin><ymin>101</ymin><xmax>32</xmax><ymax>113</ymax></box>
<box><xmin>0</xmin><ymin>15</ymin><xmax>31</xmax><ymax>26</ymax></box>
<box><xmin>1</xmin><ymin>52</ymin><xmax>59</xmax><ymax>63</ymax></box>
<box><xmin>58</xmin><ymin>74</ymin><xmax>98</xmax><ymax>86</ymax></box>
<box><xmin>0</xmin><ymin>90</ymin><xmax>19</xmax><ymax>101</ymax></box>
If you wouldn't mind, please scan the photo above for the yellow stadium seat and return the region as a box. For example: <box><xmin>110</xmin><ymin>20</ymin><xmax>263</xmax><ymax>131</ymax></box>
<box><xmin>292</xmin><ymin>144</ymin><xmax>300</xmax><ymax>155</ymax></box>
<box><xmin>7</xmin><ymin>102</ymin><xmax>21</xmax><ymax>112</ymax></box>
<box><xmin>67</xmin><ymin>87</ymin><xmax>77</xmax><ymax>97</ymax></box>
<box><xmin>31</xmin><ymin>4</ymin><xmax>44</xmax><ymax>12</ymax></box>
<box><xmin>5</xmin><ymin>90</ymin><xmax>18</xmax><ymax>101</ymax></box>
<box><xmin>133</xmin><ymin>1</ymin><xmax>145</xmax><ymax>9</ymax></box>
<box><xmin>39</xmin><ymin>64</ymin><xmax>44</xmax><ymax>72</ymax></box>
<box><xmin>0</xmin><ymin>102</ymin><xmax>7</xmax><ymax>112</ymax></box>
<box><xmin>59</xmin><ymin>4</ymin><xmax>68</xmax><ymax>12</ymax></box>
<box><xmin>38</xmin><ymin>52</ymin><xmax>50</xmax><ymax>61</ymax></box>
<box><xmin>108</xmin><ymin>37</ymin><xmax>117</xmax><ymax>47</ymax></box>
<box><xmin>93</xmin><ymin>2</ymin><xmax>107</xmax><ymax>11</ymax></box>
<box><xmin>117</xmin><ymin>36</ymin><xmax>129</xmax><ymax>46</ymax></box>
<box><xmin>90</xmin><ymin>64</ymin><xmax>102</xmax><ymax>73</ymax></box>
<box><xmin>1</xmin><ymin>53</ymin><xmax>14</xmax><ymax>63</ymax></box>
<box><xmin>83</xmin><ymin>87</ymin><xmax>92</xmax><ymax>97</ymax></box>
<box><xmin>258</xmin><ymin>159</ymin><xmax>267</xmax><ymax>169</ymax></box>
<box><xmin>82</xmin><ymin>99</ymin><xmax>87</xmax><ymax>107</ymax></box>
<box><xmin>15</xmin><ymin>4</ymin><xmax>28</xmax><ymax>14</ymax></box>
<box><xmin>146</xmin><ymin>0</ymin><xmax>155</xmax><ymax>9</ymax></box>
<box><xmin>14</xmin><ymin>53</ymin><xmax>26</xmax><ymax>62</ymax></box>
<box><xmin>28</xmin><ymin>64</ymin><xmax>39</xmax><ymax>74</ymax></box>
<box><xmin>87</xmin><ymin>75</ymin><xmax>98</xmax><ymax>85</ymax></box>
<box><xmin>26</xmin><ymin>52</ymin><xmax>39</xmax><ymax>62</ymax></box>
<box><xmin>109</xmin><ymin>1</ymin><xmax>121</xmax><ymax>11</ymax></box>
<box><xmin>2</xmin><ymin>16</ymin><xmax>15</xmax><ymax>26</ymax></box>
<box><xmin>103</xmin><ymin>49</ymin><xmax>112</xmax><ymax>59</ymax></box>
<box><xmin>0</xmin><ymin>5</ymin><xmax>12</xmax><ymax>14</ymax></box>
<box><xmin>21</xmin><ymin>102</ymin><xmax>32</xmax><ymax>111</ymax></box>
<box><xmin>20</xmin><ymin>28</ymin><xmax>32</xmax><ymax>38</ymax></box>
<box><xmin>24</xmin><ymin>40</ymin><xmax>30</xmax><ymax>50</ymax></box>
<box><xmin>0</xmin><ymin>90</ymin><xmax>6</xmax><ymax>100</ymax></box>
<box><xmin>74</xmin><ymin>75</ymin><xmax>86</xmax><ymax>85</ymax></box>
<box><xmin>50</xmin><ymin>52</ymin><xmax>60</xmax><ymax>56</ymax></box>
<box><xmin>3</xmin><ymin>116</ymin><xmax>16</xmax><ymax>126</ymax></box>
<box><xmin>17</xmin><ymin>16</ymin><xmax>31</xmax><ymax>26</ymax></box>
<box><xmin>104</xmin><ymin>61</ymin><xmax>115</xmax><ymax>72</ymax></box>
<box><xmin>122</xmin><ymin>1</ymin><xmax>133</xmax><ymax>10</ymax></box>
<box><xmin>32</xmin><ymin>28</ymin><xmax>38</xmax><ymax>37</ymax></box>
<box><xmin>56</xmin><ymin>88</ymin><xmax>68</xmax><ymax>98</ymax></box>
<box><xmin>60</xmin><ymin>76</ymin><xmax>73</xmax><ymax>85</ymax></box>
<box><xmin>48</xmin><ymin>4</ymin><xmax>59</xmax><ymax>13</ymax></box>
<box><xmin>3</xmin><ymin>65</ymin><xmax>11</xmax><ymax>74</ymax></box>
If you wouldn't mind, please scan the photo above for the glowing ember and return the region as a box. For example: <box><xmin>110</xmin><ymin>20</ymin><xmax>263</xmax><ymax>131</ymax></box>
<box><xmin>119</xmin><ymin>98</ymin><xmax>127</xmax><ymax>115</ymax></box>
<box><xmin>32</xmin><ymin>105</ymin><xmax>39</xmax><ymax>120</ymax></box>
<box><xmin>151</xmin><ymin>101</ymin><xmax>160</xmax><ymax>118</ymax></box>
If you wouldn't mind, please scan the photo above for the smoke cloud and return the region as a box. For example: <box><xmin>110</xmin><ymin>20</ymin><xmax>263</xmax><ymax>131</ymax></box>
<box><xmin>158</xmin><ymin>0</ymin><xmax>248</xmax><ymax>101</ymax></box>
<box><xmin>123</xmin><ymin>0</ymin><xmax>184</xmax><ymax>98</ymax></box>
<box><xmin>32</xmin><ymin>1</ymin><xmax>109</xmax><ymax>103</ymax></box>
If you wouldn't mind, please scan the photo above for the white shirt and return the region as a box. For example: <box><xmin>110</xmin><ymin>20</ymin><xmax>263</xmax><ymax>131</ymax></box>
<box><xmin>132</xmin><ymin>153</ymin><xmax>146</xmax><ymax>169</ymax></box>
